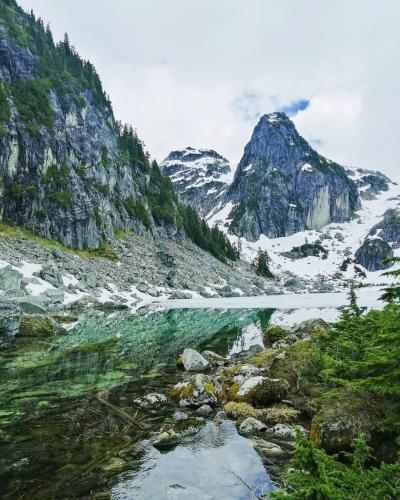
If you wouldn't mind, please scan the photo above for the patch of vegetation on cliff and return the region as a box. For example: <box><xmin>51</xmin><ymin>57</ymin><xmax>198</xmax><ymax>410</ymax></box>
<box><xmin>12</xmin><ymin>78</ymin><xmax>54</xmax><ymax>135</ymax></box>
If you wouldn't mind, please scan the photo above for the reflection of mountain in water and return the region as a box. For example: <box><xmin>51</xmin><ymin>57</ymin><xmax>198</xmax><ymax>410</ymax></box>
<box><xmin>2</xmin><ymin>308</ymin><xmax>274</xmax><ymax>402</ymax></box>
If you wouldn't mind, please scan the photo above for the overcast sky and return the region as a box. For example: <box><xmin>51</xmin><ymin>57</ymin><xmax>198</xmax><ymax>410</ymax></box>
<box><xmin>19</xmin><ymin>0</ymin><xmax>400</xmax><ymax>179</ymax></box>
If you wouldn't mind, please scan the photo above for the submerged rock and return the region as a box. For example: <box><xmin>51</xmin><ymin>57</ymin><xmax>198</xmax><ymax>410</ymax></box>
<box><xmin>0</xmin><ymin>300</ymin><xmax>22</xmax><ymax>343</ymax></box>
<box><xmin>181</xmin><ymin>348</ymin><xmax>209</xmax><ymax>372</ymax></box>
<box><xmin>152</xmin><ymin>430</ymin><xmax>182</xmax><ymax>451</ymax></box>
<box><xmin>171</xmin><ymin>374</ymin><xmax>223</xmax><ymax>407</ymax></box>
<box><xmin>18</xmin><ymin>314</ymin><xmax>64</xmax><ymax>337</ymax></box>
<box><xmin>133</xmin><ymin>393</ymin><xmax>167</xmax><ymax>409</ymax></box>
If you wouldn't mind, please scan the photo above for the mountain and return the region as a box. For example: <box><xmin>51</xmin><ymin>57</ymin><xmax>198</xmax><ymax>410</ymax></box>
<box><xmin>160</xmin><ymin>147</ymin><xmax>232</xmax><ymax>216</ymax></box>
<box><xmin>224</xmin><ymin>112</ymin><xmax>360</xmax><ymax>241</ymax></box>
<box><xmin>0</xmin><ymin>0</ymin><xmax>238</xmax><ymax>263</ymax></box>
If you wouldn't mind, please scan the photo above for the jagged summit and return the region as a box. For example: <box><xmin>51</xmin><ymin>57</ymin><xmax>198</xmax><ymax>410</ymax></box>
<box><xmin>160</xmin><ymin>147</ymin><xmax>233</xmax><ymax>216</ymax></box>
<box><xmin>219</xmin><ymin>111</ymin><xmax>361</xmax><ymax>240</ymax></box>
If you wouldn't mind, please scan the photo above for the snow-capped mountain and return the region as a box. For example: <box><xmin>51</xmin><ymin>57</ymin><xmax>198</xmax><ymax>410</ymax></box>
<box><xmin>165</xmin><ymin>113</ymin><xmax>400</xmax><ymax>290</ymax></box>
<box><xmin>160</xmin><ymin>147</ymin><xmax>233</xmax><ymax>216</ymax></box>
<box><xmin>221</xmin><ymin>112</ymin><xmax>359</xmax><ymax>241</ymax></box>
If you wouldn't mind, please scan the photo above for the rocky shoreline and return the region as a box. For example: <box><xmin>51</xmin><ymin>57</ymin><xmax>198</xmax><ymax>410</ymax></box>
<box><xmin>132</xmin><ymin>318</ymin><xmax>330</xmax><ymax>490</ymax></box>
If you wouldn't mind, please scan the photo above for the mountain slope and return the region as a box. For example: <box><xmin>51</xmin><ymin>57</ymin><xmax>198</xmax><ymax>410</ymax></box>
<box><xmin>224</xmin><ymin>112</ymin><xmax>360</xmax><ymax>240</ymax></box>
<box><xmin>0</xmin><ymin>0</ymin><xmax>238</xmax><ymax>264</ymax></box>
<box><xmin>160</xmin><ymin>147</ymin><xmax>232</xmax><ymax>216</ymax></box>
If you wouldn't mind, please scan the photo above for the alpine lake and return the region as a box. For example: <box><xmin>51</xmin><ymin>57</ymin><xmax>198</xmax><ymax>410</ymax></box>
<box><xmin>0</xmin><ymin>290</ymin><xmax>382</xmax><ymax>499</ymax></box>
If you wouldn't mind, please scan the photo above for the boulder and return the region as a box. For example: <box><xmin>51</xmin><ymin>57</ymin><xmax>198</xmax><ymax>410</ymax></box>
<box><xmin>266</xmin><ymin>424</ymin><xmax>296</xmax><ymax>439</ymax></box>
<box><xmin>152</xmin><ymin>430</ymin><xmax>181</xmax><ymax>451</ymax></box>
<box><xmin>292</xmin><ymin>318</ymin><xmax>329</xmax><ymax>337</ymax></box>
<box><xmin>181</xmin><ymin>348</ymin><xmax>209</xmax><ymax>372</ymax></box>
<box><xmin>45</xmin><ymin>288</ymin><xmax>65</xmax><ymax>303</ymax></box>
<box><xmin>252</xmin><ymin>438</ymin><xmax>285</xmax><ymax>458</ymax></box>
<box><xmin>39</xmin><ymin>262</ymin><xmax>63</xmax><ymax>286</ymax></box>
<box><xmin>310</xmin><ymin>393</ymin><xmax>374</xmax><ymax>453</ymax></box>
<box><xmin>51</xmin><ymin>247</ymin><xmax>66</xmax><ymax>260</ymax></box>
<box><xmin>224</xmin><ymin>402</ymin><xmax>300</xmax><ymax>426</ymax></box>
<box><xmin>171</xmin><ymin>374</ymin><xmax>223</xmax><ymax>407</ymax></box>
<box><xmin>0</xmin><ymin>266</ymin><xmax>23</xmax><ymax>291</ymax></box>
<box><xmin>233</xmin><ymin>376</ymin><xmax>288</xmax><ymax>406</ymax></box>
<box><xmin>0</xmin><ymin>300</ymin><xmax>22</xmax><ymax>342</ymax></box>
<box><xmin>239</xmin><ymin>417</ymin><xmax>267</xmax><ymax>435</ymax></box>
<box><xmin>133</xmin><ymin>393</ymin><xmax>167</xmax><ymax>409</ymax></box>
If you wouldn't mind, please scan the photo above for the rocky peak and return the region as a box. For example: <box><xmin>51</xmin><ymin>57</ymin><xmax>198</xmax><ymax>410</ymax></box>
<box><xmin>225</xmin><ymin>112</ymin><xmax>360</xmax><ymax>240</ymax></box>
<box><xmin>160</xmin><ymin>147</ymin><xmax>232</xmax><ymax>216</ymax></box>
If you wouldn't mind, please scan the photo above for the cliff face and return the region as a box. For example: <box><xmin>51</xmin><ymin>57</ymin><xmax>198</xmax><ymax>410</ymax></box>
<box><xmin>226</xmin><ymin>113</ymin><xmax>360</xmax><ymax>241</ymax></box>
<box><xmin>0</xmin><ymin>0</ymin><xmax>181</xmax><ymax>249</ymax></box>
<box><xmin>160</xmin><ymin>147</ymin><xmax>232</xmax><ymax>216</ymax></box>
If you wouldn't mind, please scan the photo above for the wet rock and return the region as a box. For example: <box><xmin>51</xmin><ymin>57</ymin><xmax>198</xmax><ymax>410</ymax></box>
<box><xmin>171</xmin><ymin>374</ymin><xmax>223</xmax><ymax>407</ymax></box>
<box><xmin>181</xmin><ymin>348</ymin><xmax>209</xmax><ymax>372</ymax></box>
<box><xmin>252</xmin><ymin>438</ymin><xmax>285</xmax><ymax>458</ymax></box>
<box><xmin>134</xmin><ymin>393</ymin><xmax>167</xmax><ymax>409</ymax></box>
<box><xmin>239</xmin><ymin>417</ymin><xmax>267</xmax><ymax>435</ymax></box>
<box><xmin>152</xmin><ymin>430</ymin><xmax>182</xmax><ymax>451</ymax></box>
<box><xmin>18</xmin><ymin>315</ymin><xmax>64</xmax><ymax>337</ymax></box>
<box><xmin>173</xmin><ymin>411</ymin><xmax>189</xmax><ymax>422</ymax></box>
<box><xmin>0</xmin><ymin>300</ymin><xmax>22</xmax><ymax>342</ymax></box>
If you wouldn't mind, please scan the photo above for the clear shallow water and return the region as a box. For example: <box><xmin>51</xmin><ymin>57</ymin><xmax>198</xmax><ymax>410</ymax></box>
<box><xmin>0</xmin><ymin>307</ymin><xmax>274</xmax><ymax>499</ymax></box>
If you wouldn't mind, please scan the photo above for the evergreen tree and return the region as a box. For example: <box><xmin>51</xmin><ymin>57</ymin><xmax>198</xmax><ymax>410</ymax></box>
<box><xmin>253</xmin><ymin>249</ymin><xmax>273</xmax><ymax>278</ymax></box>
<box><xmin>381</xmin><ymin>257</ymin><xmax>400</xmax><ymax>303</ymax></box>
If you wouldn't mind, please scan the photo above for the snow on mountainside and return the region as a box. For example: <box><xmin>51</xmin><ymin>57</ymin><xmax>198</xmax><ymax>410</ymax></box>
<box><xmin>212</xmin><ymin>169</ymin><xmax>400</xmax><ymax>290</ymax></box>
<box><xmin>160</xmin><ymin>147</ymin><xmax>234</xmax><ymax>216</ymax></box>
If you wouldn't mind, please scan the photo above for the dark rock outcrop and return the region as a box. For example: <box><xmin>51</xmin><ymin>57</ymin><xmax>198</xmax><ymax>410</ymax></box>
<box><xmin>369</xmin><ymin>208</ymin><xmax>400</xmax><ymax>244</ymax></box>
<box><xmin>347</xmin><ymin>168</ymin><xmax>392</xmax><ymax>200</ymax></box>
<box><xmin>226</xmin><ymin>112</ymin><xmax>360</xmax><ymax>240</ymax></box>
<box><xmin>354</xmin><ymin>238</ymin><xmax>393</xmax><ymax>271</ymax></box>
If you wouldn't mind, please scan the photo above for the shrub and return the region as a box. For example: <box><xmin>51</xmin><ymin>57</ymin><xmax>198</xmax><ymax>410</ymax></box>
<box><xmin>12</xmin><ymin>78</ymin><xmax>53</xmax><ymax>134</ymax></box>
<box><xmin>49</xmin><ymin>191</ymin><xmax>73</xmax><ymax>207</ymax></box>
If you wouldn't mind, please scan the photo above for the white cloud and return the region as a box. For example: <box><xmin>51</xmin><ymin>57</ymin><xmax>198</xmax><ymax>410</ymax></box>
<box><xmin>18</xmin><ymin>0</ymin><xmax>400</xmax><ymax>180</ymax></box>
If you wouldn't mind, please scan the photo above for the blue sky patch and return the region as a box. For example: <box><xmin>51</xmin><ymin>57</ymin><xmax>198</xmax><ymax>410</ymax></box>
<box><xmin>280</xmin><ymin>99</ymin><xmax>309</xmax><ymax>116</ymax></box>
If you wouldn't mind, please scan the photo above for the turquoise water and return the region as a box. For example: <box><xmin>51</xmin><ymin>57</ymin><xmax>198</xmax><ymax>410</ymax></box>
<box><xmin>0</xmin><ymin>307</ymin><xmax>274</xmax><ymax>499</ymax></box>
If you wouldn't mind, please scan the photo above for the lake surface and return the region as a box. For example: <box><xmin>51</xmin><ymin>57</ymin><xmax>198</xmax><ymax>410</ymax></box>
<box><xmin>0</xmin><ymin>288</ymin><xmax>383</xmax><ymax>499</ymax></box>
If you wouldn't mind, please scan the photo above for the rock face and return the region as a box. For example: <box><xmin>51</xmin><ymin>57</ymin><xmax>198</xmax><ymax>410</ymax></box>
<box><xmin>369</xmin><ymin>208</ymin><xmax>400</xmax><ymax>245</ymax></box>
<box><xmin>0</xmin><ymin>2</ymin><xmax>182</xmax><ymax>249</ymax></box>
<box><xmin>0</xmin><ymin>300</ymin><xmax>22</xmax><ymax>342</ymax></box>
<box><xmin>354</xmin><ymin>238</ymin><xmax>393</xmax><ymax>271</ymax></box>
<box><xmin>347</xmin><ymin>168</ymin><xmax>391</xmax><ymax>200</ymax></box>
<box><xmin>160</xmin><ymin>147</ymin><xmax>232</xmax><ymax>216</ymax></box>
<box><xmin>226</xmin><ymin>112</ymin><xmax>360</xmax><ymax>240</ymax></box>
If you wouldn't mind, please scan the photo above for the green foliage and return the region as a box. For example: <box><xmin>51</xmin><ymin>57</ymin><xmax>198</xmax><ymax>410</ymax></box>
<box><xmin>12</xmin><ymin>78</ymin><xmax>53</xmax><ymax>134</ymax></box>
<box><xmin>0</xmin><ymin>84</ymin><xmax>10</xmax><ymax>133</ymax></box>
<box><xmin>48</xmin><ymin>191</ymin><xmax>73</xmax><ymax>208</ymax></box>
<box><xmin>101</xmin><ymin>146</ymin><xmax>109</xmax><ymax>171</ymax></box>
<box><xmin>88</xmin><ymin>242</ymin><xmax>118</xmax><ymax>261</ymax></box>
<box><xmin>179</xmin><ymin>204</ymin><xmax>239</xmax><ymax>263</ymax></box>
<box><xmin>94</xmin><ymin>205</ymin><xmax>102</xmax><ymax>228</ymax></box>
<box><xmin>290</xmin><ymin>242</ymin><xmax>328</xmax><ymax>259</ymax></box>
<box><xmin>381</xmin><ymin>257</ymin><xmax>400</xmax><ymax>303</ymax></box>
<box><xmin>253</xmin><ymin>249</ymin><xmax>273</xmax><ymax>278</ymax></box>
<box><xmin>42</xmin><ymin>163</ymin><xmax>70</xmax><ymax>189</ymax></box>
<box><xmin>26</xmin><ymin>184</ymin><xmax>38</xmax><ymax>199</ymax></box>
<box><xmin>272</xmin><ymin>433</ymin><xmax>400</xmax><ymax>499</ymax></box>
<box><xmin>94</xmin><ymin>182</ymin><xmax>109</xmax><ymax>197</ymax></box>
<box><xmin>123</xmin><ymin>195</ymin><xmax>151</xmax><ymax>229</ymax></box>
<box><xmin>35</xmin><ymin>208</ymin><xmax>46</xmax><ymax>220</ymax></box>
<box><xmin>6</xmin><ymin>181</ymin><xmax>22</xmax><ymax>199</ymax></box>
<box><xmin>340</xmin><ymin>257</ymin><xmax>352</xmax><ymax>272</ymax></box>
